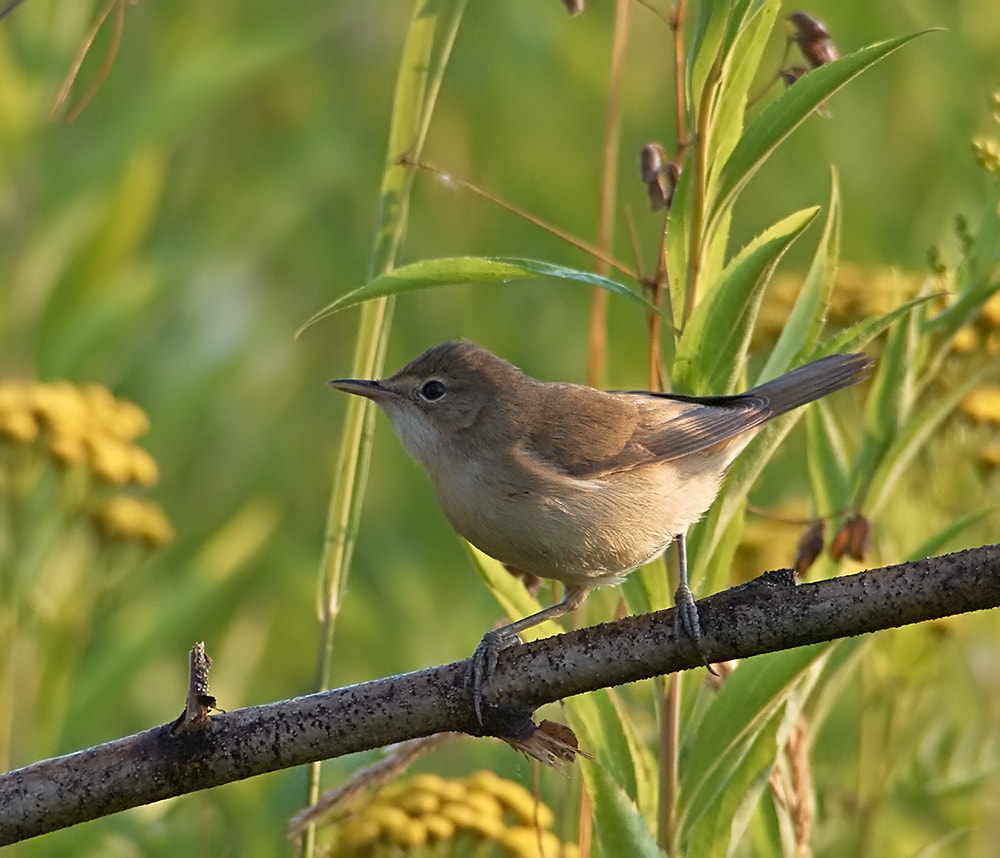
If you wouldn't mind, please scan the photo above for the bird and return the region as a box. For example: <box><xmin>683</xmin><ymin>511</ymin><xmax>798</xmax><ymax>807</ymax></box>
<box><xmin>330</xmin><ymin>341</ymin><xmax>873</xmax><ymax>719</ymax></box>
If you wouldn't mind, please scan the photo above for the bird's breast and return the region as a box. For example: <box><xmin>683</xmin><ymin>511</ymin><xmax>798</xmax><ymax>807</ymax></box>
<box><xmin>426</xmin><ymin>449</ymin><xmax>731</xmax><ymax>586</ymax></box>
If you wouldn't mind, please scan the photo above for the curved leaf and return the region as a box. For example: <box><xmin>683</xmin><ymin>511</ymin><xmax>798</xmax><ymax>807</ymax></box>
<box><xmin>464</xmin><ymin>545</ymin><xmax>561</xmax><ymax>642</ymax></box>
<box><xmin>674</xmin><ymin>207</ymin><xmax>818</xmax><ymax>394</ymax></box>
<box><xmin>296</xmin><ymin>256</ymin><xmax>652</xmax><ymax>335</ymax></box>
<box><xmin>808</xmin><ymin>293</ymin><xmax>936</xmax><ymax>358</ymax></box>
<box><xmin>579</xmin><ymin>757</ymin><xmax>664</xmax><ymax>858</ymax></box>
<box><xmin>759</xmin><ymin>170</ymin><xmax>841</xmax><ymax>381</ymax></box>
<box><xmin>678</xmin><ymin>645</ymin><xmax>831</xmax><ymax>836</ymax></box>
<box><xmin>866</xmin><ymin>361</ymin><xmax>1000</xmax><ymax>518</ymax></box>
<box><xmin>709</xmin><ymin>30</ymin><xmax>935</xmax><ymax>234</ymax></box>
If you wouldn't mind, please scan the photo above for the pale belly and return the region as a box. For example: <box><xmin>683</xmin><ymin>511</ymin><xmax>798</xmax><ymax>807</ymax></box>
<box><xmin>431</xmin><ymin>452</ymin><xmax>729</xmax><ymax>588</ymax></box>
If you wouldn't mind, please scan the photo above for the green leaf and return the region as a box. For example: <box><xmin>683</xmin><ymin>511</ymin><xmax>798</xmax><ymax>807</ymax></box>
<box><xmin>687</xmin><ymin>2</ymin><xmax>730</xmax><ymax>129</ymax></box>
<box><xmin>579</xmin><ymin>756</ymin><xmax>665</xmax><ymax>858</ymax></box>
<box><xmin>677</xmin><ymin>645</ymin><xmax>832</xmax><ymax>835</ymax></box>
<box><xmin>623</xmin><ymin>556</ymin><xmax>672</xmax><ymax>618</ymax></box>
<box><xmin>666</xmin><ymin>161</ymin><xmax>695</xmax><ymax>332</ymax></box>
<box><xmin>924</xmin><ymin>183</ymin><xmax>1000</xmax><ymax>340</ymax></box>
<box><xmin>709</xmin><ymin>30</ymin><xmax>935</xmax><ymax>233</ymax></box>
<box><xmin>607</xmin><ymin>691</ymin><xmax>661</xmax><ymax>826</ymax></box>
<box><xmin>464</xmin><ymin>545</ymin><xmax>561</xmax><ymax>642</ymax></box>
<box><xmin>905</xmin><ymin>508</ymin><xmax>1000</xmax><ymax>561</ymax></box>
<box><xmin>674</xmin><ymin>207</ymin><xmax>819</xmax><ymax>394</ymax></box>
<box><xmin>296</xmin><ymin>256</ymin><xmax>652</xmax><ymax>335</ymax></box>
<box><xmin>704</xmin><ymin>0</ymin><xmax>782</xmax><ymax>196</ymax></box>
<box><xmin>685</xmin><ymin>713</ymin><xmax>779</xmax><ymax>858</ymax></box>
<box><xmin>865</xmin><ymin>361</ymin><xmax>1000</xmax><ymax>517</ymax></box>
<box><xmin>805</xmin><ymin>402</ymin><xmax>854</xmax><ymax>524</ymax></box>
<box><xmin>568</xmin><ymin>690</ymin><xmax>652</xmax><ymax>815</ymax></box>
<box><xmin>807</xmin><ymin>293</ymin><xmax>936</xmax><ymax>358</ymax></box>
<box><xmin>759</xmin><ymin>170</ymin><xmax>842</xmax><ymax>380</ymax></box>
<box><xmin>852</xmin><ymin>297</ymin><xmax>918</xmax><ymax>489</ymax></box>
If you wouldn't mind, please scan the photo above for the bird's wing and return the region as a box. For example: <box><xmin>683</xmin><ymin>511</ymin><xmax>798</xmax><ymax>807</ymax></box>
<box><xmin>522</xmin><ymin>387</ymin><xmax>770</xmax><ymax>480</ymax></box>
<box><xmin>629</xmin><ymin>391</ymin><xmax>771</xmax><ymax>463</ymax></box>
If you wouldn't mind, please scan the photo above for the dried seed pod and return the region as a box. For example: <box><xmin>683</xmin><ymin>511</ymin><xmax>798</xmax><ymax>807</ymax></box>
<box><xmin>639</xmin><ymin>143</ymin><xmax>680</xmax><ymax>211</ymax></box>
<box><xmin>794</xmin><ymin>518</ymin><xmax>826</xmax><ymax>577</ymax></box>
<box><xmin>830</xmin><ymin>512</ymin><xmax>870</xmax><ymax>562</ymax></box>
<box><xmin>788</xmin><ymin>12</ymin><xmax>840</xmax><ymax>68</ymax></box>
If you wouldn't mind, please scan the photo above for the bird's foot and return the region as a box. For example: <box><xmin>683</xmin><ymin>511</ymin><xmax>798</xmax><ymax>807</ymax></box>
<box><xmin>673</xmin><ymin>583</ymin><xmax>717</xmax><ymax>675</ymax></box>
<box><xmin>467</xmin><ymin>628</ymin><xmax>521</xmax><ymax>724</ymax></box>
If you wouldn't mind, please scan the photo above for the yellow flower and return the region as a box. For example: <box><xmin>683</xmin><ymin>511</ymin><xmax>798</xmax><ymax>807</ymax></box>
<box><xmin>467</xmin><ymin>770</ymin><xmax>555</xmax><ymax>829</ymax></box>
<box><xmin>951</xmin><ymin>326</ymin><xmax>979</xmax><ymax>353</ymax></box>
<box><xmin>981</xmin><ymin>441</ymin><xmax>1000</xmax><ymax>466</ymax></box>
<box><xmin>392</xmin><ymin>817</ymin><xmax>428</xmax><ymax>849</ymax></box>
<box><xmin>422</xmin><ymin>814</ymin><xmax>456</xmax><ymax>840</ymax></box>
<box><xmin>982</xmin><ymin>290</ymin><xmax>1000</xmax><ymax>327</ymax></box>
<box><xmin>9</xmin><ymin>380</ymin><xmax>159</xmax><ymax>487</ymax></box>
<box><xmin>462</xmin><ymin>789</ymin><xmax>504</xmax><ymax>823</ymax></box>
<box><xmin>0</xmin><ymin>408</ymin><xmax>39</xmax><ymax>443</ymax></box>
<box><xmin>88</xmin><ymin>436</ymin><xmax>135</xmax><ymax>485</ymax></box>
<box><xmin>30</xmin><ymin>381</ymin><xmax>89</xmax><ymax>437</ymax></box>
<box><xmin>334</xmin><ymin>771</ymin><xmax>577</xmax><ymax>856</ymax></box>
<box><xmin>394</xmin><ymin>787</ymin><xmax>440</xmax><ymax>817</ymax></box>
<box><xmin>439</xmin><ymin>800</ymin><xmax>506</xmax><ymax>839</ymax></box>
<box><xmin>48</xmin><ymin>433</ymin><xmax>89</xmax><ymax>467</ymax></box>
<box><xmin>128</xmin><ymin>447</ymin><xmax>160</xmax><ymax>486</ymax></box>
<box><xmin>93</xmin><ymin>496</ymin><xmax>174</xmax><ymax>547</ymax></box>
<box><xmin>501</xmin><ymin>826</ymin><xmax>581</xmax><ymax>858</ymax></box>
<box><xmin>337</xmin><ymin>817</ymin><xmax>381</xmax><ymax>851</ymax></box>
<box><xmin>81</xmin><ymin>383</ymin><xmax>150</xmax><ymax>440</ymax></box>
<box><xmin>962</xmin><ymin>386</ymin><xmax>1000</xmax><ymax>424</ymax></box>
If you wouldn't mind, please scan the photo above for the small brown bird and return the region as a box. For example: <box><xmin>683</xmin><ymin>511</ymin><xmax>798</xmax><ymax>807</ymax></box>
<box><xmin>331</xmin><ymin>342</ymin><xmax>872</xmax><ymax>718</ymax></box>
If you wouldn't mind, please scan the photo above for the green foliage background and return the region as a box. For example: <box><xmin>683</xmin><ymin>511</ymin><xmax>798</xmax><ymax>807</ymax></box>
<box><xmin>1</xmin><ymin>1</ymin><xmax>999</xmax><ymax>855</ymax></box>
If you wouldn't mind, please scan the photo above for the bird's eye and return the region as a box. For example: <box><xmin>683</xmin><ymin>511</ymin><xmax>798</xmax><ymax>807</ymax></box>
<box><xmin>419</xmin><ymin>379</ymin><xmax>446</xmax><ymax>401</ymax></box>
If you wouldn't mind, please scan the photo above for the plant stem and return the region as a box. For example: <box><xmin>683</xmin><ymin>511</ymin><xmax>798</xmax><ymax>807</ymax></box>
<box><xmin>301</xmin><ymin>1</ymin><xmax>466</xmax><ymax>853</ymax></box>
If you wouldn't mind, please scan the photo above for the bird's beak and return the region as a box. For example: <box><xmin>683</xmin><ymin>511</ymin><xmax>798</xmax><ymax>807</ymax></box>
<box><xmin>328</xmin><ymin>378</ymin><xmax>392</xmax><ymax>401</ymax></box>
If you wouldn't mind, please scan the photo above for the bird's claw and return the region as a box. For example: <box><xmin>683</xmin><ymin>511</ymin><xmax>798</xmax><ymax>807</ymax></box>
<box><xmin>673</xmin><ymin>583</ymin><xmax>717</xmax><ymax>674</ymax></box>
<box><xmin>467</xmin><ymin>628</ymin><xmax>521</xmax><ymax>724</ymax></box>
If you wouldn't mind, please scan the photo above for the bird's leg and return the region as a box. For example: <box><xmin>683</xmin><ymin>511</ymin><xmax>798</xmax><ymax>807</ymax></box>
<box><xmin>672</xmin><ymin>533</ymin><xmax>715</xmax><ymax>671</ymax></box>
<box><xmin>468</xmin><ymin>584</ymin><xmax>590</xmax><ymax>724</ymax></box>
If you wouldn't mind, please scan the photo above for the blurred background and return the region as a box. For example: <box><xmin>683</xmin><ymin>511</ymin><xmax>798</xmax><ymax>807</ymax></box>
<box><xmin>1</xmin><ymin>1</ymin><xmax>998</xmax><ymax>855</ymax></box>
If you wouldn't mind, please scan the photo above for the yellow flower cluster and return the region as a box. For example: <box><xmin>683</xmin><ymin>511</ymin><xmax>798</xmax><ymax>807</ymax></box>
<box><xmin>954</xmin><ymin>292</ymin><xmax>1000</xmax><ymax>466</ymax></box>
<box><xmin>952</xmin><ymin>290</ymin><xmax>1000</xmax><ymax>358</ymax></box>
<box><xmin>0</xmin><ymin>380</ymin><xmax>157</xmax><ymax>485</ymax></box>
<box><xmin>962</xmin><ymin>386</ymin><xmax>1000</xmax><ymax>424</ymax></box>
<box><xmin>336</xmin><ymin>770</ymin><xmax>578</xmax><ymax>858</ymax></box>
<box><xmin>755</xmin><ymin>263</ymin><xmax>924</xmax><ymax>346</ymax></box>
<box><xmin>1</xmin><ymin>379</ymin><xmax>173</xmax><ymax>545</ymax></box>
<box><xmin>92</xmin><ymin>496</ymin><xmax>175</xmax><ymax>547</ymax></box>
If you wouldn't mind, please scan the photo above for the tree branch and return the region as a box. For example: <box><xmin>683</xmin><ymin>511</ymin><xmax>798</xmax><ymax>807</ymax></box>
<box><xmin>2</xmin><ymin>544</ymin><xmax>998</xmax><ymax>844</ymax></box>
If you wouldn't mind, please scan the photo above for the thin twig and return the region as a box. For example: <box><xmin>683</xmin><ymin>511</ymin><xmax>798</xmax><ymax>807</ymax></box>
<box><xmin>0</xmin><ymin>0</ymin><xmax>27</xmax><ymax>23</ymax></box>
<box><xmin>50</xmin><ymin>0</ymin><xmax>128</xmax><ymax>122</ymax></box>
<box><xmin>398</xmin><ymin>154</ymin><xmax>640</xmax><ymax>282</ymax></box>
<box><xmin>586</xmin><ymin>0</ymin><xmax>631</xmax><ymax>387</ymax></box>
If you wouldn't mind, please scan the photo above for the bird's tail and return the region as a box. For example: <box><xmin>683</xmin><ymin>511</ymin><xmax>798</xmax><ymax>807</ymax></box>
<box><xmin>751</xmin><ymin>353</ymin><xmax>874</xmax><ymax>418</ymax></box>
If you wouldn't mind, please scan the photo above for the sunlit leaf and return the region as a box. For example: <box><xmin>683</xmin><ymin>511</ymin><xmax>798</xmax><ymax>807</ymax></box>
<box><xmin>296</xmin><ymin>256</ymin><xmax>652</xmax><ymax>336</ymax></box>
<box><xmin>678</xmin><ymin>645</ymin><xmax>831</xmax><ymax>835</ymax></box>
<box><xmin>674</xmin><ymin>207</ymin><xmax>818</xmax><ymax>394</ymax></box>
<box><xmin>759</xmin><ymin>171</ymin><xmax>841</xmax><ymax>380</ymax></box>
<box><xmin>464</xmin><ymin>545</ymin><xmax>560</xmax><ymax>642</ymax></box>
<box><xmin>865</xmin><ymin>361</ymin><xmax>1000</xmax><ymax>517</ymax></box>
<box><xmin>579</xmin><ymin>756</ymin><xmax>663</xmax><ymax>857</ymax></box>
<box><xmin>710</xmin><ymin>31</ymin><xmax>934</xmax><ymax>232</ymax></box>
